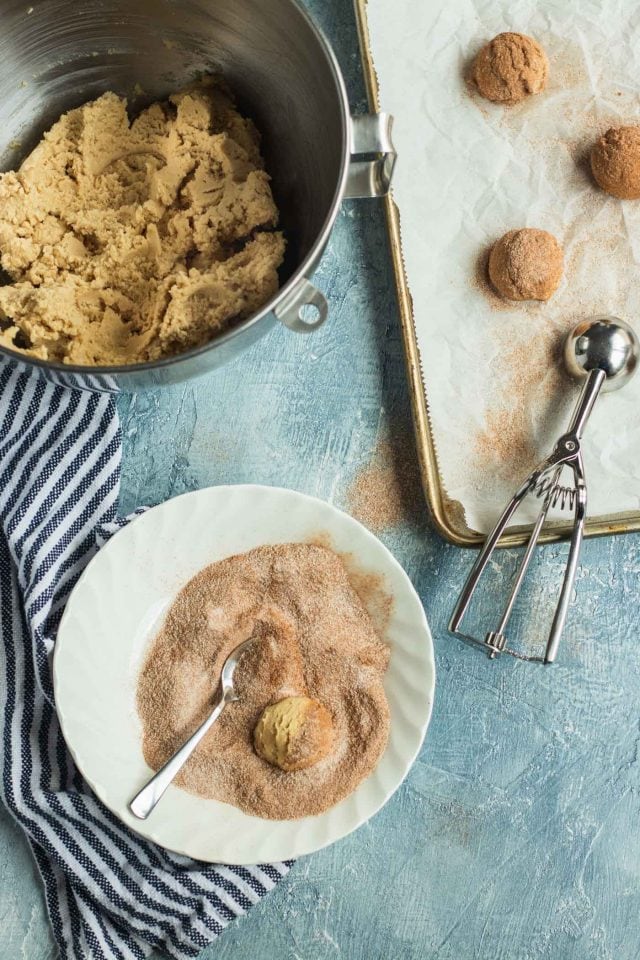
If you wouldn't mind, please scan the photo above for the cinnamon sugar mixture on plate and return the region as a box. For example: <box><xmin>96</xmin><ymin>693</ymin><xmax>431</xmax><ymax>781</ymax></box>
<box><xmin>136</xmin><ymin>543</ymin><xmax>391</xmax><ymax>820</ymax></box>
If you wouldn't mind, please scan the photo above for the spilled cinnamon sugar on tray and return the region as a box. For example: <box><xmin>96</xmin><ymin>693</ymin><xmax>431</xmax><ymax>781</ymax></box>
<box><xmin>474</xmin><ymin>326</ymin><xmax>565</xmax><ymax>484</ymax></box>
<box><xmin>136</xmin><ymin>542</ymin><xmax>391</xmax><ymax>820</ymax></box>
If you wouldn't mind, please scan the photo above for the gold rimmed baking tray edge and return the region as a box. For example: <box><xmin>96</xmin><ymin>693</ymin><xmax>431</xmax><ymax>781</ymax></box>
<box><xmin>353</xmin><ymin>0</ymin><xmax>640</xmax><ymax>548</ymax></box>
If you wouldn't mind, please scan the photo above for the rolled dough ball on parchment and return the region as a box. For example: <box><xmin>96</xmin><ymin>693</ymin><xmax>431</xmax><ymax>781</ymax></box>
<box><xmin>488</xmin><ymin>228</ymin><xmax>564</xmax><ymax>302</ymax></box>
<box><xmin>590</xmin><ymin>126</ymin><xmax>640</xmax><ymax>200</ymax></box>
<box><xmin>471</xmin><ymin>32</ymin><xmax>549</xmax><ymax>105</ymax></box>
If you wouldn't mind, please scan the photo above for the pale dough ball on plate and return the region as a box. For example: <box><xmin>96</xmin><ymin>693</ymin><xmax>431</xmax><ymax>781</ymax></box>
<box><xmin>254</xmin><ymin>695</ymin><xmax>334</xmax><ymax>773</ymax></box>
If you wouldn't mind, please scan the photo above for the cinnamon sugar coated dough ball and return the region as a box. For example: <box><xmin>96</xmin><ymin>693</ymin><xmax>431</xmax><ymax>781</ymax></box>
<box><xmin>472</xmin><ymin>32</ymin><xmax>548</xmax><ymax>104</ymax></box>
<box><xmin>590</xmin><ymin>126</ymin><xmax>640</xmax><ymax>199</ymax></box>
<box><xmin>488</xmin><ymin>229</ymin><xmax>564</xmax><ymax>302</ymax></box>
<box><xmin>253</xmin><ymin>696</ymin><xmax>334</xmax><ymax>773</ymax></box>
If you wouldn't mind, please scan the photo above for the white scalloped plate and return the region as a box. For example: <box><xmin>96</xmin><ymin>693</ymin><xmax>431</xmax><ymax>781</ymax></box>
<box><xmin>54</xmin><ymin>485</ymin><xmax>435</xmax><ymax>864</ymax></box>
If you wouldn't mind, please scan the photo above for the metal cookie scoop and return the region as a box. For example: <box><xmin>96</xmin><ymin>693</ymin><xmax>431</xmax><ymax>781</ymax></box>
<box><xmin>129</xmin><ymin>636</ymin><xmax>255</xmax><ymax>819</ymax></box>
<box><xmin>449</xmin><ymin>316</ymin><xmax>639</xmax><ymax>665</ymax></box>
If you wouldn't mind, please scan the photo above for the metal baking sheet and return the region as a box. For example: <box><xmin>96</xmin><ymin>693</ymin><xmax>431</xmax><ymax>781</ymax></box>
<box><xmin>355</xmin><ymin>0</ymin><xmax>640</xmax><ymax>547</ymax></box>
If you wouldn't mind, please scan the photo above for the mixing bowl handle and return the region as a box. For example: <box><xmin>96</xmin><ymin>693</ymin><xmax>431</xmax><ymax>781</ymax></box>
<box><xmin>344</xmin><ymin>113</ymin><xmax>396</xmax><ymax>199</ymax></box>
<box><xmin>274</xmin><ymin>278</ymin><xmax>329</xmax><ymax>334</ymax></box>
<box><xmin>275</xmin><ymin>114</ymin><xmax>396</xmax><ymax>335</ymax></box>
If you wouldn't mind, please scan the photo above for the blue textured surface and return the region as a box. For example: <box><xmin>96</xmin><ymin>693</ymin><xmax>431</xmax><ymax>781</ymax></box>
<box><xmin>3</xmin><ymin>0</ymin><xmax>640</xmax><ymax>957</ymax></box>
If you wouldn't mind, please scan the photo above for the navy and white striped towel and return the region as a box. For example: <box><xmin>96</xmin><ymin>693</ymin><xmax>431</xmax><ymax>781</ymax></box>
<box><xmin>0</xmin><ymin>367</ymin><xmax>292</xmax><ymax>960</ymax></box>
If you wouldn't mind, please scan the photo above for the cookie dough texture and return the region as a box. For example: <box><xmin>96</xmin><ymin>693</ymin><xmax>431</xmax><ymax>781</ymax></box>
<box><xmin>472</xmin><ymin>32</ymin><xmax>548</xmax><ymax>105</ymax></box>
<box><xmin>489</xmin><ymin>228</ymin><xmax>563</xmax><ymax>302</ymax></box>
<box><xmin>590</xmin><ymin>126</ymin><xmax>640</xmax><ymax>200</ymax></box>
<box><xmin>0</xmin><ymin>83</ymin><xmax>285</xmax><ymax>365</ymax></box>
<box><xmin>254</xmin><ymin>695</ymin><xmax>335</xmax><ymax>773</ymax></box>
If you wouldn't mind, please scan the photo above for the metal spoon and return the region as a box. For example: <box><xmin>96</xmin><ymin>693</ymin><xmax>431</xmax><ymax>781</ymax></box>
<box><xmin>129</xmin><ymin>636</ymin><xmax>255</xmax><ymax>819</ymax></box>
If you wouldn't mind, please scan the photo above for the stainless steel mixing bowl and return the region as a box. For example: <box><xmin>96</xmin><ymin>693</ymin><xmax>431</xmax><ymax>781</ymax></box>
<box><xmin>0</xmin><ymin>0</ymin><xmax>394</xmax><ymax>391</ymax></box>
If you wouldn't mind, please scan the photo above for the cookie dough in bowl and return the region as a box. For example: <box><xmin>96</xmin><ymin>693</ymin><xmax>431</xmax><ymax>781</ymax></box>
<box><xmin>0</xmin><ymin>82</ymin><xmax>285</xmax><ymax>365</ymax></box>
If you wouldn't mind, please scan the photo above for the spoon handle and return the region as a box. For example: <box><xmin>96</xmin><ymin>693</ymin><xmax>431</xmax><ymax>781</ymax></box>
<box><xmin>129</xmin><ymin>693</ymin><xmax>226</xmax><ymax>820</ymax></box>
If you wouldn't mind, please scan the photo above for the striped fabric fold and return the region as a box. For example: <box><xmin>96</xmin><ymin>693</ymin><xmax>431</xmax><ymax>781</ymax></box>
<box><xmin>0</xmin><ymin>368</ymin><xmax>292</xmax><ymax>960</ymax></box>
